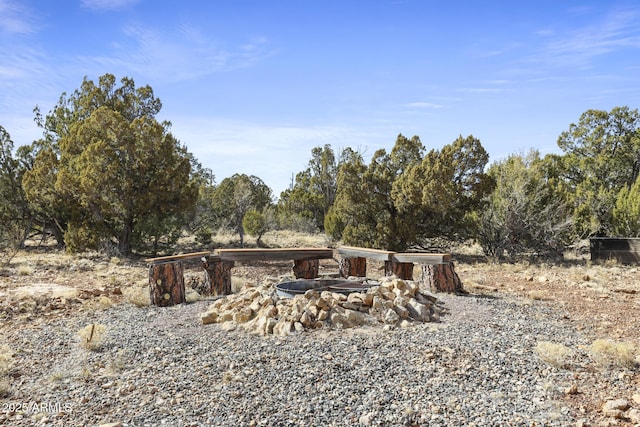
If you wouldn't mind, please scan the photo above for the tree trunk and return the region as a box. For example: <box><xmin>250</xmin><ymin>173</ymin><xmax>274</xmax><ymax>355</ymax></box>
<box><xmin>202</xmin><ymin>256</ymin><xmax>234</xmax><ymax>296</ymax></box>
<box><xmin>339</xmin><ymin>257</ymin><xmax>367</xmax><ymax>278</ymax></box>
<box><xmin>50</xmin><ymin>220</ymin><xmax>66</xmax><ymax>249</ymax></box>
<box><xmin>119</xmin><ymin>216</ymin><xmax>133</xmax><ymax>255</ymax></box>
<box><xmin>420</xmin><ymin>263</ymin><xmax>464</xmax><ymax>293</ymax></box>
<box><xmin>293</xmin><ymin>259</ymin><xmax>319</xmax><ymax>279</ymax></box>
<box><xmin>149</xmin><ymin>262</ymin><xmax>186</xmax><ymax>306</ymax></box>
<box><xmin>384</xmin><ymin>261</ymin><xmax>414</xmax><ymax>280</ymax></box>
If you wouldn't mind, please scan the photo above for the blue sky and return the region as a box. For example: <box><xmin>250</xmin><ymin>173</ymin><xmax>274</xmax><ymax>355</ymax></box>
<box><xmin>2</xmin><ymin>0</ymin><xmax>640</xmax><ymax>196</ymax></box>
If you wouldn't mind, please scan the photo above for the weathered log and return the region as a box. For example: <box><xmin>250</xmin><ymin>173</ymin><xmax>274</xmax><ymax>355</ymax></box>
<box><xmin>339</xmin><ymin>257</ymin><xmax>367</xmax><ymax>278</ymax></box>
<box><xmin>149</xmin><ymin>262</ymin><xmax>186</xmax><ymax>306</ymax></box>
<box><xmin>293</xmin><ymin>259</ymin><xmax>319</xmax><ymax>279</ymax></box>
<box><xmin>336</xmin><ymin>246</ymin><xmax>394</xmax><ymax>262</ymax></box>
<box><xmin>216</xmin><ymin>248</ymin><xmax>333</xmax><ymax>262</ymax></box>
<box><xmin>420</xmin><ymin>262</ymin><xmax>464</xmax><ymax>293</ymax></box>
<box><xmin>202</xmin><ymin>256</ymin><xmax>234</xmax><ymax>296</ymax></box>
<box><xmin>384</xmin><ymin>261</ymin><xmax>414</xmax><ymax>280</ymax></box>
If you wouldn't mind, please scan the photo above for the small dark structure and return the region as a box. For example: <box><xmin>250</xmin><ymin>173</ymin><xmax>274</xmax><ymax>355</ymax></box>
<box><xmin>590</xmin><ymin>237</ymin><xmax>640</xmax><ymax>264</ymax></box>
<box><xmin>275</xmin><ymin>279</ymin><xmax>374</xmax><ymax>298</ymax></box>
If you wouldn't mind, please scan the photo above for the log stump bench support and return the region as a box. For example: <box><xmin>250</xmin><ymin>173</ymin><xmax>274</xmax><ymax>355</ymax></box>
<box><xmin>336</xmin><ymin>246</ymin><xmax>462</xmax><ymax>293</ymax></box>
<box><xmin>336</xmin><ymin>246</ymin><xmax>395</xmax><ymax>278</ymax></box>
<box><xmin>146</xmin><ymin>247</ymin><xmax>462</xmax><ymax>307</ymax></box>
<box><xmin>201</xmin><ymin>255</ymin><xmax>234</xmax><ymax>297</ymax></box>
<box><xmin>145</xmin><ymin>251</ymin><xmax>212</xmax><ymax>306</ymax></box>
<box><xmin>146</xmin><ymin>248</ymin><xmax>334</xmax><ymax>306</ymax></box>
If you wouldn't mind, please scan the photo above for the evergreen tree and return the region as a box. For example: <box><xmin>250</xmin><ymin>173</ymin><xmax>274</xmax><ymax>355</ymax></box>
<box><xmin>612</xmin><ymin>177</ymin><xmax>640</xmax><ymax>237</ymax></box>
<box><xmin>277</xmin><ymin>144</ymin><xmax>337</xmax><ymax>232</ymax></box>
<box><xmin>557</xmin><ymin>106</ymin><xmax>640</xmax><ymax>238</ymax></box>
<box><xmin>22</xmin><ymin>74</ymin><xmax>198</xmax><ymax>254</ymax></box>
<box><xmin>478</xmin><ymin>151</ymin><xmax>572</xmax><ymax>260</ymax></box>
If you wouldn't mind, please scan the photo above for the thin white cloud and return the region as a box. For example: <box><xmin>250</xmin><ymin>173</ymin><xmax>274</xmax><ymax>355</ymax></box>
<box><xmin>533</xmin><ymin>7</ymin><xmax>640</xmax><ymax>69</ymax></box>
<box><xmin>456</xmin><ymin>87</ymin><xmax>502</xmax><ymax>94</ymax></box>
<box><xmin>405</xmin><ymin>101</ymin><xmax>443</xmax><ymax>109</ymax></box>
<box><xmin>83</xmin><ymin>23</ymin><xmax>277</xmax><ymax>83</ymax></box>
<box><xmin>81</xmin><ymin>0</ymin><xmax>140</xmax><ymax>10</ymax></box>
<box><xmin>0</xmin><ymin>0</ymin><xmax>37</xmax><ymax>34</ymax></box>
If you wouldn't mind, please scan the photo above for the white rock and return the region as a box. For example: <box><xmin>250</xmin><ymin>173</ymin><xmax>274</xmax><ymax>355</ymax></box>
<box><xmin>626</xmin><ymin>408</ymin><xmax>640</xmax><ymax>423</ymax></box>
<box><xmin>406</xmin><ymin>298</ymin><xmax>430</xmax><ymax>321</ymax></box>
<box><xmin>347</xmin><ymin>292</ymin><xmax>365</xmax><ymax>305</ymax></box>
<box><xmin>200</xmin><ymin>310</ymin><xmax>218</xmax><ymax>324</ymax></box>
<box><xmin>602</xmin><ymin>399</ymin><xmax>629</xmax><ymax>418</ymax></box>
<box><xmin>383</xmin><ymin>308</ymin><xmax>400</xmax><ymax>324</ymax></box>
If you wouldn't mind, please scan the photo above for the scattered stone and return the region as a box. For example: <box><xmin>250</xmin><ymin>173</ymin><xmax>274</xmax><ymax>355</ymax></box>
<box><xmin>601</xmin><ymin>399</ymin><xmax>629</xmax><ymax>418</ymax></box>
<box><xmin>564</xmin><ymin>384</ymin><xmax>578</xmax><ymax>395</ymax></box>
<box><xmin>626</xmin><ymin>408</ymin><xmax>640</xmax><ymax>423</ymax></box>
<box><xmin>199</xmin><ymin>276</ymin><xmax>441</xmax><ymax>335</ymax></box>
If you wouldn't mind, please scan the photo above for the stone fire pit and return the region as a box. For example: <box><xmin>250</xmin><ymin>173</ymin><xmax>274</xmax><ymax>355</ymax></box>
<box><xmin>201</xmin><ymin>276</ymin><xmax>445</xmax><ymax>336</ymax></box>
<box><xmin>274</xmin><ymin>278</ymin><xmax>375</xmax><ymax>298</ymax></box>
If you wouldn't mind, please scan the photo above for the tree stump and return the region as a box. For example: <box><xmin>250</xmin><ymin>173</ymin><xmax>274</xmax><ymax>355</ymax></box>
<box><xmin>202</xmin><ymin>256</ymin><xmax>234</xmax><ymax>296</ymax></box>
<box><xmin>420</xmin><ymin>262</ymin><xmax>464</xmax><ymax>293</ymax></box>
<box><xmin>384</xmin><ymin>261</ymin><xmax>414</xmax><ymax>280</ymax></box>
<box><xmin>339</xmin><ymin>257</ymin><xmax>367</xmax><ymax>278</ymax></box>
<box><xmin>149</xmin><ymin>262</ymin><xmax>186</xmax><ymax>306</ymax></box>
<box><xmin>293</xmin><ymin>259</ymin><xmax>319</xmax><ymax>279</ymax></box>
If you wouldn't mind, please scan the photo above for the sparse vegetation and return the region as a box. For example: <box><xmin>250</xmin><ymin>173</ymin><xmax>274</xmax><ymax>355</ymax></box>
<box><xmin>0</xmin><ymin>345</ymin><xmax>13</xmax><ymax>397</ymax></box>
<box><xmin>589</xmin><ymin>339</ymin><xmax>637</xmax><ymax>368</ymax></box>
<box><xmin>527</xmin><ymin>290</ymin><xmax>549</xmax><ymax>300</ymax></box>
<box><xmin>535</xmin><ymin>341</ymin><xmax>573</xmax><ymax>368</ymax></box>
<box><xmin>77</xmin><ymin>323</ymin><xmax>106</xmax><ymax>351</ymax></box>
<box><xmin>123</xmin><ymin>286</ymin><xmax>150</xmax><ymax>307</ymax></box>
<box><xmin>16</xmin><ymin>263</ymin><xmax>33</xmax><ymax>276</ymax></box>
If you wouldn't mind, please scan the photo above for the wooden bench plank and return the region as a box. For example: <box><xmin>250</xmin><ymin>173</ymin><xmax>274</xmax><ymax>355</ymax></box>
<box><xmin>145</xmin><ymin>251</ymin><xmax>213</xmax><ymax>264</ymax></box>
<box><xmin>391</xmin><ymin>253</ymin><xmax>451</xmax><ymax>264</ymax></box>
<box><xmin>336</xmin><ymin>246</ymin><xmax>395</xmax><ymax>261</ymax></box>
<box><xmin>215</xmin><ymin>248</ymin><xmax>334</xmax><ymax>262</ymax></box>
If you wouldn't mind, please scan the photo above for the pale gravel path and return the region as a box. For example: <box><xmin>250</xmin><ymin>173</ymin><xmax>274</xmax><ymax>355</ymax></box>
<box><xmin>2</xmin><ymin>292</ymin><xmax>592</xmax><ymax>426</ymax></box>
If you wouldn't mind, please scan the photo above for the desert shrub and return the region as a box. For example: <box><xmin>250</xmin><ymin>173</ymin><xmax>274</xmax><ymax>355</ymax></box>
<box><xmin>0</xmin><ymin>345</ymin><xmax>14</xmax><ymax>376</ymax></box>
<box><xmin>77</xmin><ymin>324</ymin><xmax>106</xmax><ymax>351</ymax></box>
<box><xmin>0</xmin><ymin>345</ymin><xmax>14</xmax><ymax>397</ymax></box>
<box><xmin>195</xmin><ymin>226</ymin><xmax>213</xmax><ymax>246</ymax></box>
<box><xmin>527</xmin><ymin>290</ymin><xmax>549</xmax><ymax>301</ymax></box>
<box><xmin>535</xmin><ymin>341</ymin><xmax>573</xmax><ymax>368</ymax></box>
<box><xmin>478</xmin><ymin>151</ymin><xmax>572</xmax><ymax>260</ymax></box>
<box><xmin>590</xmin><ymin>339</ymin><xmax>637</xmax><ymax>368</ymax></box>
<box><xmin>84</xmin><ymin>295</ymin><xmax>114</xmax><ymax>311</ymax></box>
<box><xmin>122</xmin><ymin>286</ymin><xmax>150</xmax><ymax>307</ymax></box>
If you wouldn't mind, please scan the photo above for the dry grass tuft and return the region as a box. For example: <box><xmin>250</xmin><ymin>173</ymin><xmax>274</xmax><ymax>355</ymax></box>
<box><xmin>232</xmin><ymin>276</ymin><xmax>248</xmax><ymax>294</ymax></box>
<box><xmin>0</xmin><ymin>377</ymin><xmax>10</xmax><ymax>397</ymax></box>
<box><xmin>527</xmin><ymin>290</ymin><xmax>549</xmax><ymax>301</ymax></box>
<box><xmin>84</xmin><ymin>295</ymin><xmax>114</xmax><ymax>311</ymax></box>
<box><xmin>186</xmin><ymin>288</ymin><xmax>204</xmax><ymax>303</ymax></box>
<box><xmin>17</xmin><ymin>264</ymin><xmax>34</xmax><ymax>276</ymax></box>
<box><xmin>122</xmin><ymin>286</ymin><xmax>150</xmax><ymax>307</ymax></box>
<box><xmin>535</xmin><ymin>341</ymin><xmax>573</xmax><ymax>368</ymax></box>
<box><xmin>0</xmin><ymin>345</ymin><xmax>14</xmax><ymax>397</ymax></box>
<box><xmin>0</xmin><ymin>345</ymin><xmax>14</xmax><ymax>376</ymax></box>
<box><xmin>590</xmin><ymin>339</ymin><xmax>637</xmax><ymax>368</ymax></box>
<box><xmin>77</xmin><ymin>323</ymin><xmax>106</xmax><ymax>351</ymax></box>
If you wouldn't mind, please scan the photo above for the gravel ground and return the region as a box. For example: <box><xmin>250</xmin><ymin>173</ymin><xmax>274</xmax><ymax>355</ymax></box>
<box><xmin>0</xmin><ymin>290</ymin><xmax>601</xmax><ymax>427</ymax></box>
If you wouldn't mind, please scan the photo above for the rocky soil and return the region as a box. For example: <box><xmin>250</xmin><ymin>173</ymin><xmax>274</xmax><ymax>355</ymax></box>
<box><xmin>0</xmin><ymin>250</ymin><xmax>639</xmax><ymax>426</ymax></box>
